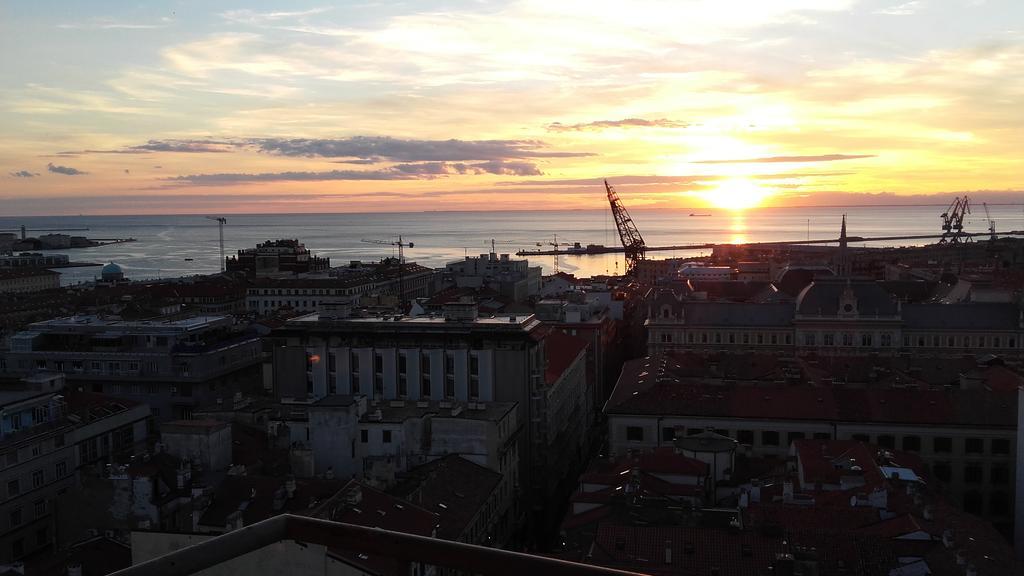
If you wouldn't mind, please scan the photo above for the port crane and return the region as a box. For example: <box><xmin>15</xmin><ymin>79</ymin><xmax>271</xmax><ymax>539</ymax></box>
<box><xmin>938</xmin><ymin>196</ymin><xmax>971</xmax><ymax>244</ymax></box>
<box><xmin>536</xmin><ymin>234</ymin><xmax>575</xmax><ymax>274</ymax></box>
<box><xmin>982</xmin><ymin>202</ymin><xmax>996</xmax><ymax>241</ymax></box>
<box><xmin>361</xmin><ymin>236</ymin><xmax>414</xmax><ymax>306</ymax></box>
<box><xmin>205</xmin><ymin>217</ymin><xmax>227</xmax><ymax>272</ymax></box>
<box><xmin>605</xmin><ymin>179</ymin><xmax>646</xmax><ymax>275</ymax></box>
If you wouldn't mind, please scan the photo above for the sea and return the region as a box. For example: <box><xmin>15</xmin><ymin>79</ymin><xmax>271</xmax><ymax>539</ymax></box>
<box><xmin>2</xmin><ymin>205</ymin><xmax>1023</xmax><ymax>286</ymax></box>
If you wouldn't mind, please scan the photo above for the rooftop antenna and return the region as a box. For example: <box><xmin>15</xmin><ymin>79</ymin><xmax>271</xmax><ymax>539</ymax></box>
<box><xmin>205</xmin><ymin>216</ymin><xmax>227</xmax><ymax>272</ymax></box>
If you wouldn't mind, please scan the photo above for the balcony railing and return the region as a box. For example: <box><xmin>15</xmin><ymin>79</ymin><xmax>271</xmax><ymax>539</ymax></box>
<box><xmin>110</xmin><ymin>514</ymin><xmax>641</xmax><ymax>576</ymax></box>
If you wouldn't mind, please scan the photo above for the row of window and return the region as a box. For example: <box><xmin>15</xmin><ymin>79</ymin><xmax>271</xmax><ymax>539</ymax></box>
<box><xmin>314</xmin><ymin>351</ymin><xmax>483</xmax><ymax>400</ymax></box>
<box><xmin>627</xmin><ymin>426</ymin><xmax>1012</xmax><ymax>457</ymax></box>
<box><xmin>360</xmin><ymin>429</ymin><xmax>394</xmax><ymax>444</ymax></box>
<box><xmin>655</xmin><ymin>331</ymin><xmax>1020</xmax><ymax>349</ymax></box>
<box><xmin>7</xmin><ymin>461</ymin><xmax>67</xmax><ymax>498</ymax></box>
<box><xmin>3</xmin><ymin>435</ymin><xmax>64</xmax><ymax>469</ymax></box>
<box><xmin>902</xmin><ymin>334</ymin><xmax>1017</xmax><ymax>349</ymax></box>
<box><xmin>8</xmin><ymin>498</ymin><xmax>48</xmax><ymax>530</ymax></box>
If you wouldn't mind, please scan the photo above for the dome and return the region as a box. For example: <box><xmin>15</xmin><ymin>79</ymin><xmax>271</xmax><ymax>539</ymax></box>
<box><xmin>101</xmin><ymin>262</ymin><xmax>125</xmax><ymax>281</ymax></box>
<box><xmin>101</xmin><ymin>262</ymin><xmax>123</xmax><ymax>275</ymax></box>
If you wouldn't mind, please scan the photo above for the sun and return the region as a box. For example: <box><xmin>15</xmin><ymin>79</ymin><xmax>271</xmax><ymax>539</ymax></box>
<box><xmin>706</xmin><ymin>178</ymin><xmax>771</xmax><ymax>210</ymax></box>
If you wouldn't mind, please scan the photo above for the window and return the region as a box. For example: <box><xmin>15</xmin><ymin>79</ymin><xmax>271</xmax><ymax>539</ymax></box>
<box><xmin>7</xmin><ymin>479</ymin><xmax>19</xmax><ymax>497</ymax></box>
<box><xmin>373</xmin><ymin>354</ymin><xmax>384</xmax><ymax>397</ymax></box>
<box><xmin>823</xmin><ymin>334</ymin><xmax>834</xmax><ymax>346</ymax></box>
<box><xmin>662</xmin><ymin>427</ymin><xmax>676</xmax><ymax>442</ymax></box>
<box><xmin>991</xmin><ymin>464</ymin><xmax>1010</xmax><ymax>485</ymax></box>
<box><xmin>762</xmin><ymin>431</ymin><xmax>780</xmax><ymax>446</ymax></box>
<box><xmin>360</xmin><ymin>429</ymin><xmax>369</xmax><ymax>443</ymax></box>
<box><xmin>11</xmin><ymin>539</ymin><xmax>22</xmax><ymax>559</ymax></box>
<box><xmin>756</xmin><ymin>333</ymin><xmax>764</xmax><ymax>345</ymax></box>
<box><xmin>383</xmin><ymin>430</ymin><xmax>392</xmax><ymax>444</ymax></box>
<box><xmin>852</xmin><ymin>434</ymin><xmax>870</xmax><ymax>443</ymax></box>
<box><xmin>932</xmin><ymin>461</ymin><xmax>952</xmax><ymax>482</ymax></box>
<box><xmin>861</xmin><ymin>334</ymin><xmax>872</xmax><ymax>347</ymax></box>
<box><xmin>788</xmin><ymin>431</ymin><xmax>805</xmax><ymax>445</ymax></box>
<box><xmin>728</xmin><ymin>333</ymin><xmax>735</xmax><ymax>344</ymax></box>
<box><xmin>626</xmin><ymin>426</ymin><xmax>644</xmax><ymax>442</ymax></box>
<box><xmin>803</xmin><ymin>333</ymin><xmax>815</xmax><ymax>346</ymax></box>
<box><xmin>947</xmin><ymin>336</ymin><xmax>955</xmax><ymax>347</ymax></box>
<box><xmin>55</xmin><ymin>461</ymin><xmax>67</xmax><ymax>478</ymax></box>
<box><xmin>813</xmin><ymin>432</ymin><xmax>831</xmax><ymax>440</ymax></box>
<box><xmin>843</xmin><ymin>333</ymin><xmax>853</xmax><ymax>346</ymax></box>
<box><xmin>55</xmin><ymin>435</ymin><xmax>64</xmax><ymax>449</ymax></box>
<box><xmin>963</xmin><ymin>491</ymin><xmax>983</xmax><ymax>515</ymax></box>
<box><xmin>991</xmin><ymin>491</ymin><xmax>1010</xmax><ymax>515</ymax></box>
<box><xmin>880</xmin><ymin>333</ymin><xmax>892</xmax><ymax>347</ymax></box>
<box><xmin>876</xmin><ymin>435</ymin><xmax>895</xmax><ymax>449</ymax></box>
<box><xmin>36</xmin><ymin>527</ymin><xmax>48</xmax><ymax>545</ymax></box>
<box><xmin>33</xmin><ymin>499</ymin><xmax>45</xmax><ymax>516</ymax></box>
<box><xmin>992</xmin><ymin>438</ymin><xmax>1010</xmax><ymax>455</ymax></box>
<box><xmin>350</xmin><ymin>351</ymin><xmax>360</xmax><ymax>385</ymax></box>
<box><xmin>32</xmin><ymin>406</ymin><xmax>47</xmax><ymax>424</ymax></box>
<box><xmin>964</xmin><ymin>464</ymin><xmax>983</xmax><ymax>484</ymax></box>
<box><xmin>965</xmin><ymin>438</ymin><xmax>984</xmax><ymax>454</ymax></box>
<box><xmin>421</xmin><ymin>354</ymin><xmax>432</xmax><ymax>398</ymax></box>
<box><xmin>902</xmin><ymin>436</ymin><xmax>921</xmax><ymax>452</ymax></box>
<box><xmin>469</xmin><ymin>354</ymin><xmax>479</xmax><ymax>400</ymax></box>
<box><xmin>9</xmin><ymin>508</ymin><xmax>21</xmax><ymax>527</ymax></box>
<box><xmin>398</xmin><ymin>354</ymin><xmax>409</xmax><ymax>398</ymax></box>
<box><xmin>444</xmin><ymin>353</ymin><xmax>455</xmax><ymax>399</ymax></box>
<box><xmin>737</xmin><ymin>430</ymin><xmax>754</xmax><ymax>444</ymax></box>
<box><xmin>30</xmin><ymin>445</ymin><xmax>40</xmax><ymax>458</ymax></box>
<box><xmin>933</xmin><ymin>437</ymin><xmax>952</xmax><ymax>453</ymax></box>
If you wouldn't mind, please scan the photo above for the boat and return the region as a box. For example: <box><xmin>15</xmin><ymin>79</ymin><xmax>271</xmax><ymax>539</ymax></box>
<box><xmin>690</xmin><ymin>213</ymin><xmax>711</xmax><ymax>217</ymax></box>
<box><xmin>184</xmin><ymin>258</ymin><xmax>194</xmax><ymax>261</ymax></box>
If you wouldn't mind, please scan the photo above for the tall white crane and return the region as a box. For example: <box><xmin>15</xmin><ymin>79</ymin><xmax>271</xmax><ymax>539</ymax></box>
<box><xmin>982</xmin><ymin>202</ymin><xmax>996</xmax><ymax>241</ymax></box>
<box><xmin>206</xmin><ymin>216</ymin><xmax>227</xmax><ymax>272</ymax></box>
<box><xmin>361</xmin><ymin>236</ymin><xmax>414</xmax><ymax>306</ymax></box>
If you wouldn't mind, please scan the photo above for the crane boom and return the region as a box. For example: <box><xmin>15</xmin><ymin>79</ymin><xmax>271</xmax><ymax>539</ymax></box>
<box><xmin>361</xmin><ymin>236</ymin><xmax>414</xmax><ymax>307</ymax></box>
<box><xmin>604</xmin><ymin>179</ymin><xmax>645</xmax><ymax>275</ymax></box>
<box><xmin>205</xmin><ymin>216</ymin><xmax>227</xmax><ymax>272</ymax></box>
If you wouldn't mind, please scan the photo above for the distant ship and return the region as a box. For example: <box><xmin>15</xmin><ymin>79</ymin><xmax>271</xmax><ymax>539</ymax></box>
<box><xmin>184</xmin><ymin>258</ymin><xmax>194</xmax><ymax>261</ymax></box>
<box><xmin>690</xmin><ymin>213</ymin><xmax>712</xmax><ymax>217</ymax></box>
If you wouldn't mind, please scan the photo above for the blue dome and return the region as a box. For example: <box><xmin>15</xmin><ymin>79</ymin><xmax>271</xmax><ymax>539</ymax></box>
<box><xmin>101</xmin><ymin>262</ymin><xmax>123</xmax><ymax>275</ymax></box>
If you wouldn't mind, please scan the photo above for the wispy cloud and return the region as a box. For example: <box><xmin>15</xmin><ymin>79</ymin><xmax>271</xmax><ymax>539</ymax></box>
<box><xmin>547</xmin><ymin>118</ymin><xmax>690</xmax><ymax>131</ymax></box>
<box><xmin>9</xmin><ymin>170</ymin><xmax>39</xmax><ymax>178</ymax></box>
<box><xmin>167</xmin><ymin>159</ymin><xmax>543</xmax><ymax>185</ymax></box>
<box><xmin>694</xmin><ymin>154</ymin><xmax>875</xmax><ymax>164</ymax></box>
<box><xmin>251</xmin><ymin>137</ymin><xmax>593</xmax><ymax>161</ymax></box>
<box><xmin>57</xmin><ymin>17</ymin><xmax>173</xmax><ymax>30</ymax></box>
<box><xmin>47</xmin><ymin>163</ymin><xmax>87</xmax><ymax>176</ymax></box>
<box><xmin>874</xmin><ymin>1</ymin><xmax>923</xmax><ymax>15</ymax></box>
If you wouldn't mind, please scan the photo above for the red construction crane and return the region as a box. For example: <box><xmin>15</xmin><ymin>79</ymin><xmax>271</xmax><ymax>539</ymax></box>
<box><xmin>605</xmin><ymin>179</ymin><xmax>646</xmax><ymax>275</ymax></box>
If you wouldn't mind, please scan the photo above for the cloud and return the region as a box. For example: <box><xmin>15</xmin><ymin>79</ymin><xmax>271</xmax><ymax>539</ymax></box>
<box><xmin>251</xmin><ymin>136</ymin><xmax>593</xmax><ymax>161</ymax></box>
<box><xmin>694</xmin><ymin>154</ymin><xmax>875</xmax><ymax>164</ymax></box>
<box><xmin>129</xmin><ymin>140</ymin><xmax>233</xmax><ymax>153</ymax></box>
<box><xmin>56</xmin><ymin>17</ymin><xmax>172</xmax><ymax>30</ymax></box>
<box><xmin>47</xmin><ymin>163</ymin><xmax>87</xmax><ymax>176</ymax></box>
<box><xmin>547</xmin><ymin>118</ymin><xmax>690</xmax><ymax>131</ymax></box>
<box><xmin>9</xmin><ymin>170</ymin><xmax>39</xmax><ymax>178</ymax></box>
<box><xmin>168</xmin><ymin>159</ymin><xmax>543</xmax><ymax>185</ymax></box>
<box><xmin>874</xmin><ymin>1</ymin><xmax>922</xmax><ymax>15</ymax></box>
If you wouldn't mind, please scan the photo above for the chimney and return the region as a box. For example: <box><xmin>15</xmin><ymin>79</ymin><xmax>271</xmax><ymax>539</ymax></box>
<box><xmin>285</xmin><ymin>475</ymin><xmax>297</xmax><ymax>499</ymax></box>
<box><xmin>664</xmin><ymin>540</ymin><xmax>672</xmax><ymax>565</ymax></box>
<box><xmin>67</xmin><ymin>564</ymin><xmax>83</xmax><ymax>576</ymax></box>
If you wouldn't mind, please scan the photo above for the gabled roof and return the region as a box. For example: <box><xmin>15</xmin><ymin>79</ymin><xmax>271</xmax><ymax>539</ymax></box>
<box><xmin>391</xmin><ymin>454</ymin><xmax>502</xmax><ymax>541</ymax></box>
<box><xmin>544</xmin><ymin>330</ymin><xmax>588</xmax><ymax>385</ymax></box>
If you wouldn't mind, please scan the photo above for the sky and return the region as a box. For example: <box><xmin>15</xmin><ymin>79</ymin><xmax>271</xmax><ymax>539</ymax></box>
<box><xmin>1</xmin><ymin>0</ymin><xmax>1022</xmax><ymax>215</ymax></box>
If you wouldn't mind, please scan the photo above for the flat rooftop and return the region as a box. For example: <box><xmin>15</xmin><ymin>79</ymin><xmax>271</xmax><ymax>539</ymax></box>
<box><xmin>289</xmin><ymin>312</ymin><xmax>538</xmax><ymax>328</ymax></box>
<box><xmin>361</xmin><ymin>400</ymin><xmax>517</xmax><ymax>423</ymax></box>
<box><xmin>27</xmin><ymin>314</ymin><xmax>230</xmax><ymax>332</ymax></box>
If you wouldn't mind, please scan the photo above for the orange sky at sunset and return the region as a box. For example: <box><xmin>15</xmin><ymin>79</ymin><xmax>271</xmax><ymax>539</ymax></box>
<box><xmin>1</xmin><ymin>1</ymin><xmax>1022</xmax><ymax>215</ymax></box>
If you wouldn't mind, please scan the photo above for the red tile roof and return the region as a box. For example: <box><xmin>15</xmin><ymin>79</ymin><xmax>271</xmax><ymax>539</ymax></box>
<box><xmin>544</xmin><ymin>330</ymin><xmax>588</xmax><ymax>385</ymax></box>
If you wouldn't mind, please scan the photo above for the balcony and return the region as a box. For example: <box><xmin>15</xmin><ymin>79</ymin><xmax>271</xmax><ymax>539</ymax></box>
<box><xmin>111</xmin><ymin>514</ymin><xmax>640</xmax><ymax>576</ymax></box>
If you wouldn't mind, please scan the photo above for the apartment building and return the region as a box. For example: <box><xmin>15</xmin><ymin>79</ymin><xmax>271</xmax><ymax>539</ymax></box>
<box><xmin>443</xmin><ymin>253</ymin><xmax>541</xmax><ymax>302</ymax></box>
<box><xmin>604</xmin><ymin>354</ymin><xmax>1018</xmax><ymax>534</ymax></box>
<box><xmin>0</xmin><ymin>374</ymin><xmax>150</xmax><ymax>562</ymax></box>
<box><xmin>0</xmin><ymin>269</ymin><xmax>60</xmax><ymax>294</ymax></box>
<box><xmin>1</xmin><ymin>315</ymin><xmax>262</xmax><ymax>420</ymax></box>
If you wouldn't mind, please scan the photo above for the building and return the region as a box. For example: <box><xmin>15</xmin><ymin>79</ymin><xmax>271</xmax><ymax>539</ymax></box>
<box><xmin>246</xmin><ymin>263</ymin><xmax>436</xmax><ymax>316</ymax></box>
<box><xmin>226</xmin><ymin>239</ymin><xmax>329</xmax><ymax>275</ymax></box>
<box><xmin>2</xmin><ymin>315</ymin><xmax>262</xmax><ymax>420</ymax></box>
<box><xmin>645</xmin><ymin>278</ymin><xmax>1024</xmax><ymax>356</ymax></box>
<box><xmin>393</xmin><ymin>454</ymin><xmax>511</xmax><ymax>547</ymax></box>
<box><xmin>159</xmin><ymin>420</ymin><xmax>232</xmax><ymax>472</ymax></box>
<box><xmin>0</xmin><ymin>269</ymin><xmax>60</xmax><ymax>294</ymax></box>
<box><xmin>269</xmin><ymin>303</ymin><xmax>592</xmax><ymax>540</ymax></box>
<box><xmin>0</xmin><ymin>377</ymin><xmax>150</xmax><ymax>563</ymax></box>
<box><xmin>0</xmin><ymin>253</ymin><xmax>70</xmax><ymax>268</ymax></box>
<box><xmin>443</xmin><ymin>253</ymin><xmax>541</xmax><ymax>302</ymax></box>
<box><xmin>604</xmin><ymin>353</ymin><xmax>1019</xmax><ymax>533</ymax></box>
<box><xmin>99</xmin><ymin>262</ymin><xmax>125</xmax><ymax>284</ymax></box>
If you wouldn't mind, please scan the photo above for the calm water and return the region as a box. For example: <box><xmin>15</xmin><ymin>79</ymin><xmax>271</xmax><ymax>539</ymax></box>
<box><xmin>2</xmin><ymin>206</ymin><xmax>1022</xmax><ymax>285</ymax></box>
